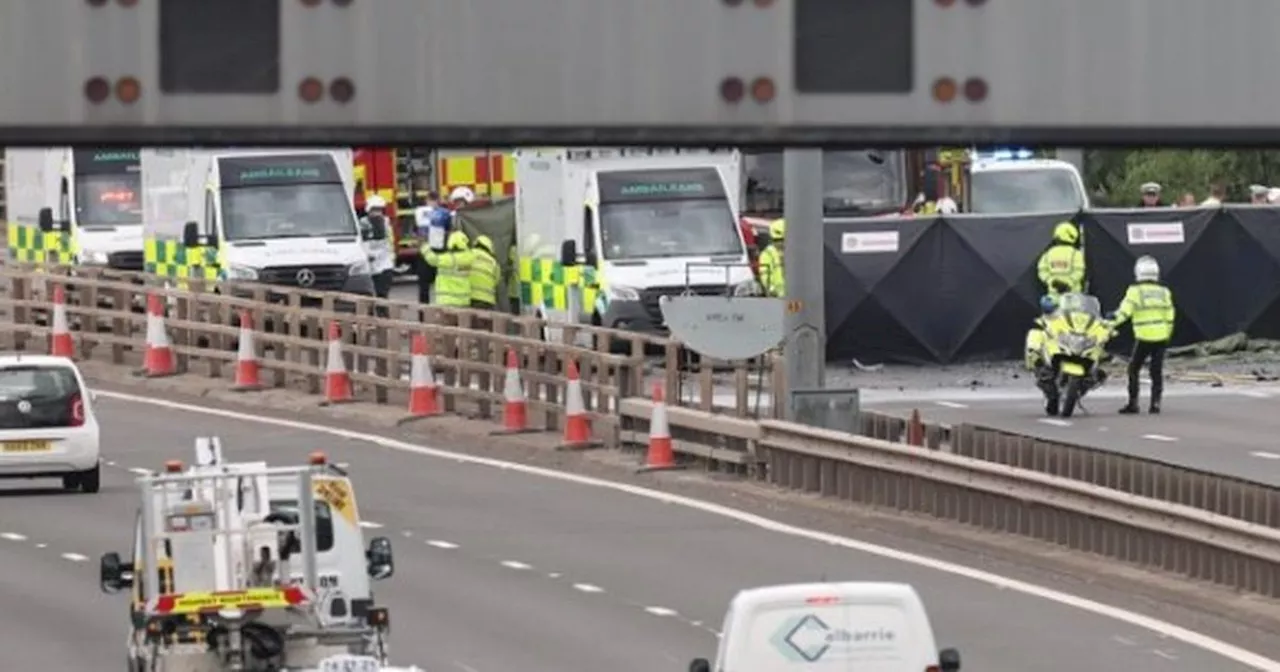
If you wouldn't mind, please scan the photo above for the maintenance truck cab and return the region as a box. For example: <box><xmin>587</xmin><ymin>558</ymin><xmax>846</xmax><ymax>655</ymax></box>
<box><xmin>514</xmin><ymin>147</ymin><xmax>757</xmax><ymax>338</ymax></box>
<box><xmin>690</xmin><ymin>582</ymin><xmax>960</xmax><ymax>672</ymax></box>
<box><xmin>141</xmin><ymin>148</ymin><xmax>375</xmax><ymax>296</ymax></box>
<box><xmin>4</xmin><ymin>147</ymin><xmax>145</xmax><ymax>270</ymax></box>
<box><xmin>98</xmin><ymin>438</ymin><xmax>401</xmax><ymax>671</ymax></box>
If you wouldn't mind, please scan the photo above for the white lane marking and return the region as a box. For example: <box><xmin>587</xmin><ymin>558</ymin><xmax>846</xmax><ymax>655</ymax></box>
<box><xmin>645</xmin><ymin>606</ymin><xmax>678</xmax><ymax>617</ymax></box>
<box><xmin>500</xmin><ymin>560</ymin><xmax>532</xmax><ymax>570</ymax></box>
<box><xmin>61</xmin><ymin>552</ymin><xmax>89</xmax><ymax>562</ymax></box>
<box><xmin>35</xmin><ymin>543</ymin><xmax>47</xmax><ymax>549</ymax></box>
<box><xmin>1152</xmin><ymin>649</ymin><xmax>1179</xmax><ymax>661</ymax></box>
<box><xmin>1240</xmin><ymin>391</ymin><xmax>1272</xmax><ymax>399</ymax></box>
<box><xmin>1112</xmin><ymin>635</ymin><xmax>1137</xmax><ymax>646</ymax></box>
<box><xmin>359</xmin><ymin>521</ymin><xmax>384</xmax><ymax>529</ymax></box>
<box><xmin>96</xmin><ymin>389</ymin><xmax>1280</xmax><ymax>670</ymax></box>
<box><xmin>572</xmin><ymin>583</ymin><xmax>604</xmax><ymax>594</ymax></box>
<box><xmin>548</xmin><ymin>572</ymin><xmax>562</xmax><ymax>579</ymax></box>
<box><xmin>1038</xmin><ymin>418</ymin><xmax>1072</xmax><ymax>427</ymax></box>
<box><xmin>426</xmin><ymin>540</ymin><xmax>459</xmax><ymax>549</ymax></box>
<box><xmin>128</xmin><ymin>467</ymin><xmax>150</xmax><ymax>475</ymax></box>
<box><xmin>934</xmin><ymin>401</ymin><xmax>968</xmax><ymax>409</ymax></box>
<box><xmin>1140</xmin><ymin>434</ymin><xmax>1178</xmax><ymax>442</ymax></box>
<box><xmin>1250</xmin><ymin>451</ymin><xmax>1280</xmax><ymax>460</ymax></box>
<box><xmin>453</xmin><ymin>661</ymin><xmax>481</xmax><ymax>672</ymax></box>
<box><xmin>0</xmin><ymin>532</ymin><xmax>27</xmax><ymax>541</ymax></box>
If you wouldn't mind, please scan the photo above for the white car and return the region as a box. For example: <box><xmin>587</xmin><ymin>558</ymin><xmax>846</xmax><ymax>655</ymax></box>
<box><xmin>0</xmin><ymin>355</ymin><xmax>100</xmax><ymax>493</ymax></box>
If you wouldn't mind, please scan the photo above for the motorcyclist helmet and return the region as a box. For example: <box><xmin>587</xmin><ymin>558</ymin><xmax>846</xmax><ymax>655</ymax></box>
<box><xmin>769</xmin><ymin>218</ymin><xmax>786</xmax><ymax>242</ymax></box>
<box><xmin>446</xmin><ymin>230</ymin><xmax>470</xmax><ymax>251</ymax></box>
<box><xmin>1052</xmin><ymin>221</ymin><xmax>1079</xmax><ymax>245</ymax></box>
<box><xmin>366</xmin><ymin>195</ymin><xmax>387</xmax><ymax>211</ymax></box>
<box><xmin>1134</xmin><ymin>255</ymin><xmax>1160</xmax><ymax>282</ymax></box>
<box><xmin>1039</xmin><ymin>295</ymin><xmax>1057</xmax><ymax>314</ymax></box>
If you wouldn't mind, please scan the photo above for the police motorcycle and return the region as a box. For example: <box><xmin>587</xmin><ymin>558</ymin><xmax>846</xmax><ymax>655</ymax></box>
<box><xmin>1027</xmin><ymin>292</ymin><xmax>1115</xmax><ymax>418</ymax></box>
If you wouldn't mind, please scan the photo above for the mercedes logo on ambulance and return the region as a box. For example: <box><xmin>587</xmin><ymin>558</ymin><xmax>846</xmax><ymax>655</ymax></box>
<box><xmin>16</xmin><ymin>400</ymin><xmax>30</xmax><ymax>414</ymax></box>
<box><xmin>295</xmin><ymin>269</ymin><xmax>316</xmax><ymax>287</ymax></box>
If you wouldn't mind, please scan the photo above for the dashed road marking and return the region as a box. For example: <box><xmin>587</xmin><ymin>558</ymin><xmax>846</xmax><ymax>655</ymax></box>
<box><xmin>35</xmin><ymin>543</ymin><xmax>47</xmax><ymax>549</ymax></box>
<box><xmin>1038</xmin><ymin>418</ymin><xmax>1072</xmax><ymax>427</ymax></box>
<box><xmin>1152</xmin><ymin>649</ymin><xmax>1179</xmax><ymax>660</ymax></box>
<box><xmin>644</xmin><ymin>606</ymin><xmax>678</xmax><ymax>617</ymax></box>
<box><xmin>935</xmin><ymin>401</ymin><xmax>968</xmax><ymax>409</ymax></box>
<box><xmin>1240</xmin><ymin>391</ymin><xmax>1272</xmax><ymax>399</ymax></box>
<box><xmin>1250</xmin><ymin>451</ymin><xmax>1280</xmax><ymax>460</ymax></box>
<box><xmin>500</xmin><ymin>560</ymin><xmax>532</xmax><ymax>570</ymax></box>
<box><xmin>359</xmin><ymin>521</ymin><xmax>384</xmax><ymax>529</ymax></box>
<box><xmin>548</xmin><ymin>572</ymin><xmax>562</xmax><ymax>579</ymax></box>
<box><xmin>426</xmin><ymin>540</ymin><xmax>459</xmax><ymax>549</ymax></box>
<box><xmin>61</xmin><ymin>552</ymin><xmax>88</xmax><ymax>562</ymax></box>
<box><xmin>128</xmin><ymin>467</ymin><xmax>150</xmax><ymax>475</ymax></box>
<box><xmin>0</xmin><ymin>532</ymin><xmax>27</xmax><ymax>541</ymax></box>
<box><xmin>97</xmin><ymin>389</ymin><xmax>1280</xmax><ymax>670</ymax></box>
<box><xmin>1140</xmin><ymin>434</ymin><xmax>1178</xmax><ymax>442</ymax></box>
<box><xmin>572</xmin><ymin>583</ymin><xmax>604</xmax><ymax>593</ymax></box>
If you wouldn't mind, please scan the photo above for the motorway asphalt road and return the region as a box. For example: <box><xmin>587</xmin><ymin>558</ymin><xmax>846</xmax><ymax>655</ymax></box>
<box><xmin>865</xmin><ymin>383</ymin><xmax>1280</xmax><ymax>486</ymax></box>
<box><xmin>0</xmin><ymin>395</ymin><xmax>1271</xmax><ymax>671</ymax></box>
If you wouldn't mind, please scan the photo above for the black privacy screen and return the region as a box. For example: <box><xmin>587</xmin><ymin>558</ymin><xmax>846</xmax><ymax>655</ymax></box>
<box><xmin>158</xmin><ymin>0</ymin><xmax>281</xmax><ymax>94</ymax></box>
<box><xmin>793</xmin><ymin>0</ymin><xmax>914</xmax><ymax>94</ymax></box>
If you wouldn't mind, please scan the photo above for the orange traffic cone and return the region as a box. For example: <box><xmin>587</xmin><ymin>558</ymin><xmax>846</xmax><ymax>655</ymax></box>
<box><xmin>557</xmin><ymin>360</ymin><xmax>599</xmax><ymax>450</ymax></box>
<box><xmin>403</xmin><ymin>333</ymin><xmax>442</xmax><ymax>420</ymax></box>
<box><xmin>232</xmin><ymin>309</ymin><xmax>263</xmax><ymax>391</ymax></box>
<box><xmin>321</xmin><ymin>321</ymin><xmax>353</xmax><ymax>405</ymax></box>
<box><xmin>142</xmin><ymin>294</ymin><xmax>176</xmax><ymax>377</ymax></box>
<box><xmin>638</xmin><ymin>383</ymin><xmax>682</xmax><ymax>473</ymax></box>
<box><xmin>49</xmin><ymin>284</ymin><xmax>74</xmax><ymax>358</ymax></box>
<box><xmin>491</xmin><ymin>349</ymin><xmax>537</xmax><ymax>435</ymax></box>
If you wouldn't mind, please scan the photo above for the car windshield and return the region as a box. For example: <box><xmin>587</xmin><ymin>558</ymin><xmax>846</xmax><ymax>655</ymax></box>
<box><xmin>1057</xmin><ymin>293</ymin><xmax>1102</xmax><ymax>317</ymax></box>
<box><xmin>970</xmin><ymin>168</ymin><xmax>1085</xmax><ymax>215</ymax></box>
<box><xmin>599</xmin><ymin>200</ymin><xmax>743</xmax><ymax>260</ymax></box>
<box><xmin>744</xmin><ymin>150</ymin><xmax>907</xmax><ymax>214</ymax></box>
<box><xmin>75</xmin><ymin>173</ymin><xmax>143</xmax><ymax>225</ymax></box>
<box><xmin>0</xmin><ymin>366</ymin><xmax>80</xmax><ymax>401</ymax></box>
<box><xmin>221</xmin><ymin>184</ymin><xmax>357</xmax><ymax>241</ymax></box>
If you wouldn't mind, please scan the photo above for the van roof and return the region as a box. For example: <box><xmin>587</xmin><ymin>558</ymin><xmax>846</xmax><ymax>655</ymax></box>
<box><xmin>730</xmin><ymin>581</ymin><xmax>924</xmax><ymax>608</ymax></box>
<box><xmin>971</xmin><ymin>158</ymin><xmax>1080</xmax><ymax>173</ymax></box>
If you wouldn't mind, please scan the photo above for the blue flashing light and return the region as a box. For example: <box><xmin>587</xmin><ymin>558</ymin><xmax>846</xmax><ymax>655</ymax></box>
<box><xmin>971</xmin><ymin>147</ymin><xmax>1035</xmax><ymax>161</ymax></box>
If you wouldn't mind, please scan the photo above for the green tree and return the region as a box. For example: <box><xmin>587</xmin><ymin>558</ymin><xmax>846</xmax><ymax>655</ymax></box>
<box><xmin>1085</xmin><ymin>150</ymin><xmax>1280</xmax><ymax>206</ymax></box>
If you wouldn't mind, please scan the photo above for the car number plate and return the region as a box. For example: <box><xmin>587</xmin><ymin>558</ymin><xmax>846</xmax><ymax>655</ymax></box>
<box><xmin>2</xmin><ymin>440</ymin><xmax>51</xmax><ymax>453</ymax></box>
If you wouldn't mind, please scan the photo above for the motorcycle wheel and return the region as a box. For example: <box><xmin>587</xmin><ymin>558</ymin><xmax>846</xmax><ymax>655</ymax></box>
<box><xmin>1061</xmin><ymin>377</ymin><xmax>1084</xmax><ymax>419</ymax></box>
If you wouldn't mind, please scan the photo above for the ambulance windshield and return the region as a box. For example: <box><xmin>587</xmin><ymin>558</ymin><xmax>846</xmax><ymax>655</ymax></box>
<box><xmin>596</xmin><ymin>167</ymin><xmax>744</xmax><ymax>261</ymax></box>
<box><xmin>76</xmin><ymin>174</ymin><xmax>143</xmax><ymax>225</ymax></box>
<box><xmin>221</xmin><ymin>184</ymin><xmax>357</xmax><ymax>241</ymax></box>
<box><xmin>600</xmin><ymin>200</ymin><xmax>742</xmax><ymax>261</ymax></box>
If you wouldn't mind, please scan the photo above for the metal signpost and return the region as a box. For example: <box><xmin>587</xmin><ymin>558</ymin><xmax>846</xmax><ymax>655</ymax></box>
<box><xmin>0</xmin><ymin>1</ymin><xmax>1274</xmax><ymax>145</ymax></box>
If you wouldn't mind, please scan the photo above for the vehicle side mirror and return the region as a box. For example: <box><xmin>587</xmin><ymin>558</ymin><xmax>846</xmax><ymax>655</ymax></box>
<box><xmin>939</xmin><ymin>647</ymin><xmax>961</xmax><ymax>671</ymax></box>
<box><xmin>99</xmin><ymin>551</ymin><xmax>132</xmax><ymax>594</ymax></box>
<box><xmin>182</xmin><ymin>221</ymin><xmax>203</xmax><ymax>248</ymax></box>
<box><xmin>366</xmin><ymin>536</ymin><xmax>394</xmax><ymax>580</ymax></box>
<box><xmin>37</xmin><ymin>207</ymin><xmax>58</xmax><ymax>232</ymax></box>
<box><xmin>559</xmin><ymin>239</ymin><xmax>578</xmax><ymax>266</ymax></box>
<box><xmin>688</xmin><ymin>658</ymin><xmax>710</xmax><ymax>672</ymax></box>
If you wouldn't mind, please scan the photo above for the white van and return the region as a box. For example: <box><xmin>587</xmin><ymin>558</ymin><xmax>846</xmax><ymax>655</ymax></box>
<box><xmin>690</xmin><ymin>582</ymin><xmax>960</xmax><ymax>672</ymax></box>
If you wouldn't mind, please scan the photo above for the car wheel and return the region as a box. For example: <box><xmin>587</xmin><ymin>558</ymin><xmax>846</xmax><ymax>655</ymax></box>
<box><xmin>62</xmin><ymin>473</ymin><xmax>81</xmax><ymax>491</ymax></box>
<box><xmin>79</xmin><ymin>463</ymin><xmax>102</xmax><ymax>494</ymax></box>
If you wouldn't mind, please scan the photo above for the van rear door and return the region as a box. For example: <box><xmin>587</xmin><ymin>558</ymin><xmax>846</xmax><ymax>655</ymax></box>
<box><xmin>730</xmin><ymin>595</ymin><xmax>930</xmax><ymax>671</ymax></box>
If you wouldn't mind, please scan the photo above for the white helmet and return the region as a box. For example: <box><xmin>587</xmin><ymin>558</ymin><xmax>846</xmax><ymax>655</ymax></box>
<box><xmin>1134</xmin><ymin>255</ymin><xmax>1160</xmax><ymax>282</ymax></box>
<box><xmin>448</xmin><ymin>186</ymin><xmax>476</xmax><ymax>204</ymax></box>
<box><xmin>366</xmin><ymin>194</ymin><xmax>387</xmax><ymax>210</ymax></box>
